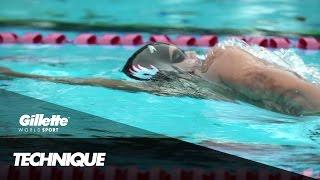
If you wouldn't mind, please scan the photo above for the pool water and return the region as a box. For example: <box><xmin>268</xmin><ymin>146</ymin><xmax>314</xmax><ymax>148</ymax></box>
<box><xmin>1</xmin><ymin>0</ymin><xmax>320</xmax><ymax>36</ymax></box>
<box><xmin>0</xmin><ymin>33</ymin><xmax>320</xmax><ymax>174</ymax></box>
<box><xmin>1</xmin><ymin>0</ymin><xmax>320</xmax><ymax>176</ymax></box>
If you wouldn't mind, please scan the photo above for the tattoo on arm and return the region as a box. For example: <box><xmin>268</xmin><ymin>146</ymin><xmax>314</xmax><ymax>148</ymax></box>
<box><xmin>278</xmin><ymin>89</ymin><xmax>308</xmax><ymax>115</ymax></box>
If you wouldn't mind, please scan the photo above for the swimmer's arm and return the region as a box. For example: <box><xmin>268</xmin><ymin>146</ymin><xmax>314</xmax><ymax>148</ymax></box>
<box><xmin>239</xmin><ymin>67</ymin><xmax>320</xmax><ymax>115</ymax></box>
<box><xmin>0</xmin><ymin>67</ymin><xmax>236</xmax><ymax>99</ymax></box>
<box><xmin>0</xmin><ymin>67</ymin><xmax>152</xmax><ymax>93</ymax></box>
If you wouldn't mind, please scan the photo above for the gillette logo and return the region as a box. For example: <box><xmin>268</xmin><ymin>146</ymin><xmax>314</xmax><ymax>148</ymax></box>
<box><xmin>13</xmin><ymin>153</ymin><xmax>106</xmax><ymax>167</ymax></box>
<box><xmin>18</xmin><ymin>114</ymin><xmax>69</xmax><ymax>133</ymax></box>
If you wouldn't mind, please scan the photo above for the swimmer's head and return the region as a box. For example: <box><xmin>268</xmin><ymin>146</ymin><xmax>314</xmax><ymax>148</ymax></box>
<box><xmin>122</xmin><ymin>42</ymin><xmax>201</xmax><ymax>80</ymax></box>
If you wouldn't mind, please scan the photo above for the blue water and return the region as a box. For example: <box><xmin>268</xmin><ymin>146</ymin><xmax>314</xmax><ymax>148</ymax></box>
<box><xmin>0</xmin><ymin>39</ymin><xmax>320</xmax><ymax>174</ymax></box>
<box><xmin>1</xmin><ymin>0</ymin><xmax>320</xmax><ymax>176</ymax></box>
<box><xmin>1</xmin><ymin>0</ymin><xmax>320</xmax><ymax>35</ymax></box>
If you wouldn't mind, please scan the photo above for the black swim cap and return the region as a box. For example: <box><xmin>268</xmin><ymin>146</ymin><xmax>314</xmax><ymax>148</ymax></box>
<box><xmin>122</xmin><ymin>42</ymin><xmax>186</xmax><ymax>80</ymax></box>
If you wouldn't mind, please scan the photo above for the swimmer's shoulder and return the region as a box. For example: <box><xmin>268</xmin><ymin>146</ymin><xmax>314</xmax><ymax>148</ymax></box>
<box><xmin>204</xmin><ymin>45</ymin><xmax>258</xmax><ymax>71</ymax></box>
<box><xmin>207</xmin><ymin>46</ymin><xmax>252</xmax><ymax>62</ymax></box>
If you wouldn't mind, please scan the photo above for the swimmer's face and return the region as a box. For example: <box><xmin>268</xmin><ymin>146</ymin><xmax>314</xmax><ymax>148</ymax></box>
<box><xmin>169</xmin><ymin>46</ymin><xmax>201</xmax><ymax>73</ymax></box>
<box><xmin>123</xmin><ymin>43</ymin><xmax>202</xmax><ymax>80</ymax></box>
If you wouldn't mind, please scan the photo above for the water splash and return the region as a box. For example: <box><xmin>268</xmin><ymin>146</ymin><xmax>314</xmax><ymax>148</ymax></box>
<box><xmin>218</xmin><ymin>38</ymin><xmax>320</xmax><ymax>83</ymax></box>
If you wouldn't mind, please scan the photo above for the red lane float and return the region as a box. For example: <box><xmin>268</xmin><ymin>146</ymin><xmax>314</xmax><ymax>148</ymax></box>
<box><xmin>247</xmin><ymin>37</ymin><xmax>269</xmax><ymax>47</ymax></box>
<box><xmin>0</xmin><ymin>166</ymin><xmax>316</xmax><ymax>180</ymax></box>
<box><xmin>149</xmin><ymin>35</ymin><xmax>171</xmax><ymax>43</ymax></box>
<box><xmin>174</xmin><ymin>36</ymin><xmax>196</xmax><ymax>46</ymax></box>
<box><xmin>2</xmin><ymin>31</ymin><xmax>320</xmax><ymax>51</ymax></box>
<box><xmin>196</xmin><ymin>35</ymin><xmax>218</xmax><ymax>46</ymax></box>
<box><xmin>303</xmin><ymin>169</ymin><xmax>313</xmax><ymax>178</ymax></box>
<box><xmin>43</xmin><ymin>33</ymin><xmax>67</xmax><ymax>44</ymax></box>
<box><xmin>297</xmin><ymin>37</ymin><xmax>319</xmax><ymax>50</ymax></box>
<box><xmin>98</xmin><ymin>34</ymin><xmax>120</xmax><ymax>45</ymax></box>
<box><xmin>39</xmin><ymin>167</ymin><xmax>53</xmax><ymax>180</ymax></box>
<box><xmin>74</xmin><ymin>33</ymin><xmax>97</xmax><ymax>44</ymax></box>
<box><xmin>104</xmin><ymin>166</ymin><xmax>116</xmax><ymax>179</ymax></box>
<box><xmin>0</xmin><ymin>165</ymin><xmax>9</xmax><ymax>180</ymax></box>
<box><xmin>121</xmin><ymin>34</ymin><xmax>143</xmax><ymax>45</ymax></box>
<box><xmin>20</xmin><ymin>33</ymin><xmax>43</xmax><ymax>44</ymax></box>
<box><xmin>0</xmin><ymin>32</ymin><xmax>18</xmax><ymax>43</ymax></box>
<box><xmin>269</xmin><ymin>37</ymin><xmax>290</xmax><ymax>48</ymax></box>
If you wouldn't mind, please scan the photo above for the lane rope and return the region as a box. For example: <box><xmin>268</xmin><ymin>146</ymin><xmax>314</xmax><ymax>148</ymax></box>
<box><xmin>0</xmin><ymin>32</ymin><xmax>319</xmax><ymax>50</ymax></box>
<box><xmin>1</xmin><ymin>165</ymin><xmax>318</xmax><ymax>180</ymax></box>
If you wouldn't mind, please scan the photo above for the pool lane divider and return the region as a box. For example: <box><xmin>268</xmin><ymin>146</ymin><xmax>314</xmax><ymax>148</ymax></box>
<box><xmin>0</xmin><ymin>32</ymin><xmax>320</xmax><ymax>50</ymax></box>
<box><xmin>0</xmin><ymin>165</ymin><xmax>318</xmax><ymax>179</ymax></box>
<box><xmin>0</xmin><ymin>32</ymin><xmax>18</xmax><ymax>43</ymax></box>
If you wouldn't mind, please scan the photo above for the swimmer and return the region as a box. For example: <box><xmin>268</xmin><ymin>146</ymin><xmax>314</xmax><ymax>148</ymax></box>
<box><xmin>0</xmin><ymin>41</ymin><xmax>320</xmax><ymax>116</ymax></box>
